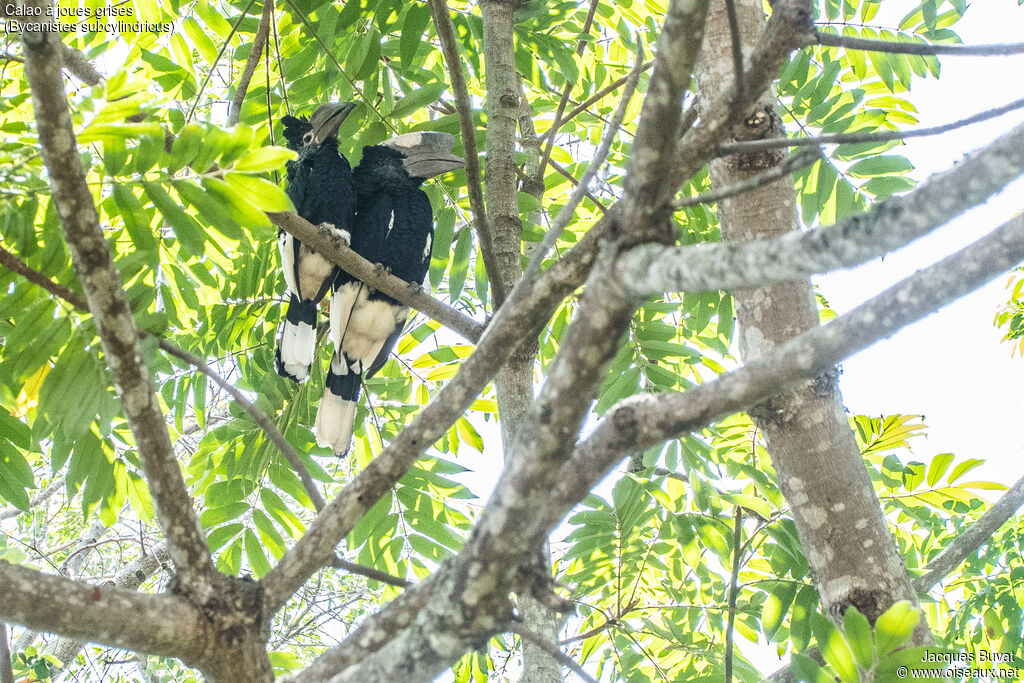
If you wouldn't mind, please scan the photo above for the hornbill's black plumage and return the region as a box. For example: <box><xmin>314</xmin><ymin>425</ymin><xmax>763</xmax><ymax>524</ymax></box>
<box><xmin>315</xmin><ymin>132</ymin><xmax>464</xmax><ymax>456</ymax></box>
<box><xmin>275</xmin><ymin>102</ymin><xmax>358</xmax><ymax>383</ymax></box>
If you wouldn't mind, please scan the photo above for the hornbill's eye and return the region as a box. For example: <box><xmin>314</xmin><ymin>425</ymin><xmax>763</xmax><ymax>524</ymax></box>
<box><xmin>302</xmin><ymin>131</ymin><xmax>314</xmax><ymax>145</ymax></box>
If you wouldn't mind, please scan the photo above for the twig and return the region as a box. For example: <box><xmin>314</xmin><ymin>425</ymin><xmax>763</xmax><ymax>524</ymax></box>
<box><xmin>723</xmin><ymin>0</ymin><xmax>745</xmax><ymax>101</ymax></box>
<box><xmin>427</xmin><ymin>0</ymin><xmax>505</xmax><ymax>305</ymax></box>
<box><xmin>524</xmin><ymin>42</ymin><xmax>643</xmax><ymax>280</ymax></box>
<box><xmin>228</xmin><ymin>0</ymin><xmax>273</xmax><ymax>126</ymax></box>
<box><xmin>329</xmin><ymin>557</ymin><xmax>412</xmax><ymax>588</ymax></box>
<box><xmin>814</xmin><ymin>31</ymin><xmax>1024</xmax><ymax>57</ymax></box>
<box><xmin>22</xmin><ymin>8</ymin><xmax>216</xmax><ymax>596</ymax></box>
<box><xmin>267</xmin><ymin>212</ymin><xmax>484</xmax><ymax>342</ymax></box>
<box><xmin>536</xmin><ymin>0</ymin><xmax>602</xmax><ymax>185</ymax></box>
<box><xmin>549</xmin><ymin>161</ymin><xmax>609</xmax><ymax>215</ymax></box>
<box><xmin>0</xmin><ymin>242</ymin><xmax>328</xmax><ymax>513</ymax></box>
<box><xmin>724</xmin><ymin>506</ymin><xmax>743</xmax><ymax>683</ymax></box>
<box><xmin>185</xmin><ymin>0</ymin><xmax>259</xmax><ymax>124</ymax></box>
<box><xmin>717</xmin><ymin>95</ymin><xmax>1024</xmax><ymax>155</ymax></box>
<box><xmin>0</xmin><ymin>477</ymin><xmax>65</xmax><ymax>521</ymax></box>
<box><xmin>913</xmin><ymin>472</ymin><xmax>1024</xmax><ymax>592</ymax></box>
<box><xmin>675</xmin><ymin>146</ymin><xmax>822</xmax><ymax>208</ymax></box>
<box><xmin>558</xmin><ymin>61</ymin><xmax>655</xmax><ymax>130</ymax></box>
<box><xmin>511</xmin><ymin>626</ymin><xmax>597</xmax><ymax>683</ymax></box>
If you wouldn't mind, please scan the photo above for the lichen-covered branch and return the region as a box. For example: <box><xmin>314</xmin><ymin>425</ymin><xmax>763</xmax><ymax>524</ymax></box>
<box><xmin>544</xmin><ymin>214</ymin><xmax>1024</xmax><ymax>530</ymax></box>
<box><xmin>21</xmin><ymin>6</ymin><xmax>216</xmax><ymax>598</ymax></box>
<box><xmin>619</xmin><ymin>120</ymin><xmax>1024</xmax><ymax>295</ymax></box>
<box><xmin>0</xmin><ymin>560</ymin><xmax>203</xmax><ymax>663</ymax></box>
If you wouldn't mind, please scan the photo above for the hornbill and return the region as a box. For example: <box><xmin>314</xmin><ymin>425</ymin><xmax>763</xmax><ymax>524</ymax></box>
<box><xmin>275</xmin><ymin>102</ymin><xmax>358</xmax><ymax>383</ymax></box>
<box><xmin>315</xmin><ymin>132</ymin><xmax>464</xmax><ymax>456</ymax></box>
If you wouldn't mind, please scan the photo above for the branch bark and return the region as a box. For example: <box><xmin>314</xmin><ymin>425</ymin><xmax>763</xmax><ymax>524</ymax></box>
<box><xmin>227</xmin><ymin>0</ymin><xmax>273</xmax><ymax>126</ymax></box>
<box><xmin>268</xmin><ymin>212</ymin><xmax>483</xmax><ymax>342</ymax></box>
<box><xmin>619</xmin><ymin>119</ymin><xmax>1024</xmax><ymax>295</ymax></box>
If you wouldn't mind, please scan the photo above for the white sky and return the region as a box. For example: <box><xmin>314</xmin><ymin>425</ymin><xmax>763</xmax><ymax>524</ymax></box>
<box><xmin>815</xmin><ymin>0</ymin><xmax>1024</xmax><ymax>488</ymax></box>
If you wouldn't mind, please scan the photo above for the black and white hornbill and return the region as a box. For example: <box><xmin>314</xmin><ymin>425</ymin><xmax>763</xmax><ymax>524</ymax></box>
<box><xmin>315</xmin><ymin>132</ymin><xmax>464</xmax><ymax>456</ymax></box>
<box><xmin>275</xmin><ymin>102</ymin><xmax>358</xmax><ymax>383</ymax></box>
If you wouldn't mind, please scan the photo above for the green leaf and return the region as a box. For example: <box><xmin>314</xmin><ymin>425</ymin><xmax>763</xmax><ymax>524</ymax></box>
<box><xmin>232</xmin><ymin>146</ymin><xmax>296</xmax><ymax>173</ymax></box>
<box><xmin>223</xmin><ymin>173</ymin><xmax>294</xmax><ymax>212</ymax></box>
<box><xmin>400</xmin><ymin>4</ymin><xmax>432</xmax><ymax>66</ymax></box>
<box><xmin>143</xmin><ymin>182</ymin><xmax>207</xmax><ymax>256</ymax></box>
<box><xmin>762</xmin><ymin>582</ymin><xmax>797</xmax><ymax>642</ymax></box>
<box><xmin>390</xmin><ymin>82</ymin><xmax>446</xmax><ymax>120</ymax></box>
<box><xmin>0</xmin><ymin>439</ymin><xmax>32</xmax><ymax>510</ymax></box>
<box><xmin>814</xmin><ymin>614</ymin><xmax>859</xmax><ymax>683</ymax></box>
<box><xmin>244</xmin><ymin>528</ymin><xmax>272</xmax><ymax>577</ymax></box>
<box><xmin>844</xmin><ymin>607</ymin><xmax>874</xmax><ymax>670</ymax></box>
<box><xmin>874</xmin><ymin>601</ymin><xmax>921</xmax><ymax>656</ymax></box>
<box><xmin>790</xmin><ymin>653</ymin><xmax>828</xmax><ymax>683</ymax></box>
<box><xmin>926</xmin><ymin>452</ymin><xmax>953</xmax><ymax>487</ymax></box>
<box><xmin>447</xmin><ymin>228</ymin><xmax>472</xmax><ymax>302</ymax></box>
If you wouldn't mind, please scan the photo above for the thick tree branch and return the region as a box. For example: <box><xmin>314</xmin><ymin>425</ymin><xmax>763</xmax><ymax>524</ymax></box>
<box><xmin>813</xmin><ymin>31</ymin><xmax>1024</xmax><ymax>57</ymax></box>
<box><xmin>267</xmin><ymin>212</ymin><xmax>483</xmax><ymax>342</ymax></box>
<box><xmin>21</xmin><ymin>8</ymin><xmax>216</xmax><ymax>598</ymax></box>
<box><xmin>621</xmin><ymin>120</ymin><xmax>1024</xmax><ymax>295</ymax></box>
<box><xmin>544</xmin><ymin>214</ymin><xmax>1024</xmax><ymax>528</ymax></box>
<box><xmin>717</xmin><ymin>95</ymin><xmax>1024</xmax><ymax>155</ymax></box>
<box><xmin>0</xmin><ymin>561</ymin><xmax>204</xmax><ymax>664</ymax></box>
<box><xmin>427</xmin><ymin>0</ymin><xmax>505</xmax><ymax>305</ymax></box>
<box><xmin>227</xmin><ymin>0</ymin><xmax>273</xmax><ymax>126</ymax></box>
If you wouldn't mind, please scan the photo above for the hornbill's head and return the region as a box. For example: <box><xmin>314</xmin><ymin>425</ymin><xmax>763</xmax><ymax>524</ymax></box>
<box><xmin>380</xmin><ymin>132</ymin><xmax>464</xmax><ymax>180</ymax></box>
<box><xmin>282</xmin><ymin>102</ymin><xmax>357</xmax><ymax>152</ymax></box>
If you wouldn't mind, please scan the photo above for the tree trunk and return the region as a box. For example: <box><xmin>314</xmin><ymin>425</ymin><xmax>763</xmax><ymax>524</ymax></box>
<box><xmin>694</xmin><ymin>0</ymin><xmax>930</xmax><ymax>641</ymax></box>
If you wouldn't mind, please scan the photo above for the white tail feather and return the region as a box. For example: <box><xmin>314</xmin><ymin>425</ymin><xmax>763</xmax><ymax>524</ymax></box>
<box><xmin>278</xmin><ymin>320</ymin><xmax>316</xmax><ymax>382</ymax></box>
<box><xmin>315</xmin><ymin>389</ymin><xmax>358</xmax><ymax>456</ymax></box>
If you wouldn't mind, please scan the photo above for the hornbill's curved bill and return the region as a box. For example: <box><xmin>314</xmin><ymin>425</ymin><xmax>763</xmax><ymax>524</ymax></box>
<box><xmin>315</xmin><ymin>131</ymin><xmax>464</xmax><ymax>456</ymax></box>
<box><xmin>275</xmin><ymin>102</ymin><xmax>358</xmax><ymax>384</ymax></box>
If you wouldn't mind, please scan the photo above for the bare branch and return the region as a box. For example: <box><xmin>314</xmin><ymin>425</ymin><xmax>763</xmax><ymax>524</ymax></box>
<box><xmin>267</xmin><ymin>212</ymin><xmax>484</xmax><ymax>342</ymax></box>
<box><xmin>427</xmin><ymin>0</ymin><xmax>505</xmax><ymax>304</ymax></box>
<box><xmin>558</xmin><ymin>61</ymin><xmax>655</xmax><ymax>129</ymax></box>
<box><xmin>814</xmin><ymin>30</ymin><xmax>1024</xmax><ymax>57</ymax></box>
<box><xmin>549</xmin><ymin>160</ymin><xmax>609</xmax><ymax>215</ymax></box>
<box><xmin>718</xmin><ymin>95</ymin><xmax>1024</xmax><ymax>155</ymax></box>
<box><xmin>0</xmin><ymin>243</ymin><xmax>87</xmax><ymax>309</ymax></box>
<box><xmin>228</xmin><ymin>0</ymin><xmax>273</xmax><ymax>126</ymax></box>
<box><xmin>913</xmin><ymin>472</ymin><xmax>1024</xmax><ymax>592</ymax></box>
<box><xmin>724</xmin><ymin>507</ymin><xmax>743</xmax><ymax>683</ymax></box>
<box><xmin>724</xmin><ymin>0</ymin><xmax>745</xmax><ymax>100</ymax></box>
<box><xmin>546</xmin><ymin>214</ymin><xmax>1024</xmax><ymax>528</ymax></box>
<box><xmin>621</xmin><ymin>120</ymin><xmax>1024</xmax><ymax>296</ymax></box>
<box><xmin>674</xmin><ymin>146</ymin><xmax>822</xmax><ymax>209</ymax></box>
<box><xmin>21</xmin><ymin>12</ymin><xmax>216</xmax><ymax>596</ymax></box>
<box><xmin>0</xmin><ymin>561</ymin><xmax>204</xmax><ymax>663</ymax></box>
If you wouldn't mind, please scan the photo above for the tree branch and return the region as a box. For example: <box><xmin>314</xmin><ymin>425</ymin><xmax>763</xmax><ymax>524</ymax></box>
<box><xmin>0</xmin><ymin>623</ymin><xmax>13</xmax><ymax>683</ymax></box>
<box><xmin>913</xmin><ymin>472</ymin><xmax>1024</xmax><ymax>592</ymax></box>
<box><xmin>21</xmin><ymin>12</ymin><xmax>216</xmax><ymax>598</ymax></box>
<box><xmin>674</xmin><ymin>146</ymin><xmax>822</xmax><ymax>209</ymax></box>
<box><xmin>544</xmin><ymin>214</ymin><xmax>1024</xmax><ymax>529</ymax></box>
<box><xmin>227</xmin><ymin>0</ymin><xmax>273</xmax><ymax>126</ymax></box>
<box><xmin>0</xmin><ymin>241</ymin><xmax>328</xmax><ymax>514</ymax></box>
<box><xmin>717</xmin><ymin>95</ymin><xmax>1024</xmax><ymax>155</ymax></box>
<box><xmin>620</xmin><ymin>120</ymin><xmax>1024</xmax><ymax>296</ymax></box>
<box><xmin>427</xmin><ymin>0</ymin><xmax>505</xmax><ymax>305</ymax></box>
<box><xmin>813</xmin><ymin>31</ymin><xmax>1024</xmax><ymax>57</ymax></box>
<box><xmin>0</xmin><ymin>561</ymin><xmax>204</xmax><ymax>664</ymax></box>
<box><xmin>267</xmin><ymin>212</ymin><xmax>483</xmax><ymax>342</ymax></box>
<box><xmin>512</xmin><ymin>626</ymin><xmax>596</xmax><ymax>683</ymax></box>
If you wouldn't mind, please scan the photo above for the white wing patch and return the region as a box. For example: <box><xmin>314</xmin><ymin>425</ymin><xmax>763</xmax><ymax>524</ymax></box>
<box><xmin>422</xmin><ymin>233</ymin><xmax>433</xmax><ymax>261</ymax></box>
<box><xmin>278</xmin><ymin>233</ymin><xmax>298</xmax><ymax>296</ymax></box>
<box><xmin>385</xmin><ymin>210</ymin><xmax>395</xmax><ymax>239</ymax></box>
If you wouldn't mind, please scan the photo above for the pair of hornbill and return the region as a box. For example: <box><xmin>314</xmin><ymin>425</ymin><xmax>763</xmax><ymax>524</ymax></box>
<box><xmin>274</xmin><ymin>102</ymin><xmax>463</xmax><ymax>456</ymax></box>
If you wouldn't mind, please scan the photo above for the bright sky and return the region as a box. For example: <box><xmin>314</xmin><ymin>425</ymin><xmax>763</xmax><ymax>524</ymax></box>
<box><xmin>814</xmin><ymin>1</ymin><xmax>1024</xmax><ymax>488</ymax></box>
